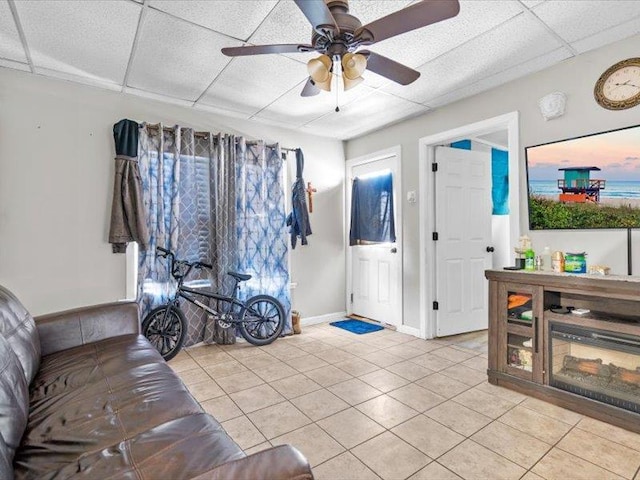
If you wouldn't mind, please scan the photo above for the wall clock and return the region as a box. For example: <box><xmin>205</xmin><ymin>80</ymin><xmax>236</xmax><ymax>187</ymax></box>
<box><xmin>594</xmin><ymin>57</ymin><xmax>640</xmax><ymax>110</ymax></box>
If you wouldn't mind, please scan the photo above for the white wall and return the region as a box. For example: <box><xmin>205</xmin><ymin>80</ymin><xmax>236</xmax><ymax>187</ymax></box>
<box><xmin>346</xmin><ymin>34</ymin><xmax>640</xmax><ymax>331</ymax></box>
<box><xmin>0</xmin><ymin>68</ymin><xmax>345</xmax><ymax>318</ymax></box>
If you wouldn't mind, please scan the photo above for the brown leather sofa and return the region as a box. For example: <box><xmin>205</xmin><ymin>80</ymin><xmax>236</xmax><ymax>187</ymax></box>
<box><xmin>0</xmin><ymin>285</ymin><xmax>313</xmax><ymax>480</ymax></box>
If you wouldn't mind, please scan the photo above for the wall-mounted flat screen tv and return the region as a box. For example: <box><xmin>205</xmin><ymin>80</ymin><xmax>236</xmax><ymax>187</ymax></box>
<box><xmin>526</xmin><ymin>124</ymin><xmax>640</xmax><ymax>230</ymax></box>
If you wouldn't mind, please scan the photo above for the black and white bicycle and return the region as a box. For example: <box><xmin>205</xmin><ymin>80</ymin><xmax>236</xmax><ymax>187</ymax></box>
<box><xmin>142</xmin><ymin>246</ymin><xmax>285</xmax><ymax>360</ymax></box>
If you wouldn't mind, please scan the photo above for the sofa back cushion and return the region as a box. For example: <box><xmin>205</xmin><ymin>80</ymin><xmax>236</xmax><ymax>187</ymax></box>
<box><xmin>0</xmin><ymin>285</ymin><xmax>40</xmax><ymax>383</ymax></box>
<box><xmin>0</xmin><ymin>333</ymin><xmax>29</xmax><ymax>462</ymax></box>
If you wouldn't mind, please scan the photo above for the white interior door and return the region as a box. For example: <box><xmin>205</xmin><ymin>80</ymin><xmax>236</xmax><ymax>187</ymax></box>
<box><xmin>435</xmin><ymin>146</ymin><xmax>492</xmax><ymax>337</ymax></box>
<box><xmin>348</xmin><ymin>154</ymin><xmax>402</xmax><ymax>327</ymax></box>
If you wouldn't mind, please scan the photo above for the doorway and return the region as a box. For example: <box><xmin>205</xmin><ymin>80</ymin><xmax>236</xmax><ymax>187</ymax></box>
<box><xmin>419</xmin><ymin>112</ymin><xmax>520</xmax><ymax>339</ymax></box>
<box><xmin>346</xmin><ymin>146</ymin><xmax>403</xmax><ymax>328</ymax></box>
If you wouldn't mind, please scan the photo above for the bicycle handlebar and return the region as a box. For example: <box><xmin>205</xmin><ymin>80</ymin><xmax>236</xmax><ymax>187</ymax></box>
<box><xmin>155</xmin><ymin>246</ymin><xmax>212</xmax><ymax>279</ymax></box>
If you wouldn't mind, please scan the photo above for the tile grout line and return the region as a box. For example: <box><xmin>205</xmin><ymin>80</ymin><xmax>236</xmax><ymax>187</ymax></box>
<box><xmin>551</xmin><ymin>424</ymin><xmax>638</xmax><ymax>480</ymax></box>
<box><xmin>182</xmin><ymin>326</ymin><xmax>638</xmax><ymax>480</ymax></box>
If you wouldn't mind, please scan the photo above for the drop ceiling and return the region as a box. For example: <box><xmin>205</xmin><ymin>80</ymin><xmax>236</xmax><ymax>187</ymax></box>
<box><xmin>1</xmin><ymin>0</ymin><xmax>640</xmax><ymax>140</ymax></box>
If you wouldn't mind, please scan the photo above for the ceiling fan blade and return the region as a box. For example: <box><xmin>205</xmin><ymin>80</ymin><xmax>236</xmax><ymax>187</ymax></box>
<box><xmin>301</xmin><ymin>77</ymin><xmax>321</xmax><ymax>97</ymax></box>
<box><xmin>355</xmin><ymin>0</ymin><xmax>460</xmax><ymax>45</ymax></box>
<box><xmin>293</xmin><ymin>0</ymin><xmax>339</xmax><ymax>34</ymax></box>
<box><xmin>222</xmin><ymin>44</ymin><xmax>314</xmax><ymax>57</ymax></box>
<box><xmin>360</xmin><ymin>51</ymin><xmax>420</xmax><ymax>85</ymax></box>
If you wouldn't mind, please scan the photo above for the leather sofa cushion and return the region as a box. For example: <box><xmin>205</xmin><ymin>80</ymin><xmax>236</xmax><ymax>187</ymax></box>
<box><xmin>14</xmin><ymin>334</ymin><xmax>244</xmax><ymax>479</ymax></box>
<box><xmin>0</xmin><ymin>286</ymin><xmax>40</xmax><ymax>383</ymax></box>
<box><xmin>0</xmin><ymin>333</ymin><xmax>29</xmax><ymax>461</ymax></box>
<box><xmin>0</xmin><ymin>432</ymin><xmax>14</xmax><ymax>480</ymax></box>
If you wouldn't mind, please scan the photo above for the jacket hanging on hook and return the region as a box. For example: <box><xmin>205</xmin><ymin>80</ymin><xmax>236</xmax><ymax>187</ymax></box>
<box><xmin>286</xmin><ymin>149</ymin><xmax>312</xmax><ymax>249</ymax></box>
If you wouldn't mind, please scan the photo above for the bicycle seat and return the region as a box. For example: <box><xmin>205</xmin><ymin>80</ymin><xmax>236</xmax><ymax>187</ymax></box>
<box><xmin>227</xmin><ymin>271</ymin><xmax>252</xmax><ymax>282</ymax></box>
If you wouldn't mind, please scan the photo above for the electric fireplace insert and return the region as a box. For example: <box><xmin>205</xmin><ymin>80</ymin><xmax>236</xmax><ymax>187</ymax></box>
<box><xmin>549</xmin><ymin>322</ymin><xmax>640</xmax><ymax>413</ymax></box>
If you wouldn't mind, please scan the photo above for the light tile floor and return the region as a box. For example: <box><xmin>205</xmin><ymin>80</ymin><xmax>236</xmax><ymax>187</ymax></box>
<box><xmin>168</xmin><ymin>323</ymin><xmax>640</xmax><ymax>480</ymax></box>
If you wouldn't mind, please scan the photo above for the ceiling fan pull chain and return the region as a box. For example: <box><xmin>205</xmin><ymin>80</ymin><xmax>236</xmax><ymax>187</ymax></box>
<box><xmin>333</xmin><ymin>56</ymin><xmax>340</xmax><ymax>112</ymax></box>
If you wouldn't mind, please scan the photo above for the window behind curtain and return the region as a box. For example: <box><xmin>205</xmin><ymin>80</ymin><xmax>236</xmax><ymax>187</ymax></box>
<box><xmin>349</xmin><ymin>171</ymin><xmax>396</xmax><ymax>246</ymax></box>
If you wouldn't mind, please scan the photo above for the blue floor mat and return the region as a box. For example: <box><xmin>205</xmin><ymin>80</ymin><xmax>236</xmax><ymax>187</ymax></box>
<box><xmin>330</xmin><ymin>319</ymin><xmax>384</xmax><ymax>335</ymax></box>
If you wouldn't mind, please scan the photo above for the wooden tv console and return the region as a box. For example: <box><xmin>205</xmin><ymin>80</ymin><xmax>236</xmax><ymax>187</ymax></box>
<box><xmin>485</xmin><ymin>269</ymin><xmax>640</xmax><ymax>433</ymax></box>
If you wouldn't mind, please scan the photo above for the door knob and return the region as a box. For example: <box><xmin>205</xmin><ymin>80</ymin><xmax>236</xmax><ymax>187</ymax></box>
<box><xmin>390</xmin><ymin>247</ymin><xmax>397</xmax><ymax>253</ymax></box>
<box><xmin>486</xmin><ymin>246</ymin><xmax>495</xmax><ymax>253</ymax></box>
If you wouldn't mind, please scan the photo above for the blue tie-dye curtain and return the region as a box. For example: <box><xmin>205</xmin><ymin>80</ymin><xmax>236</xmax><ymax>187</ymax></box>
<box><xmin>137</xmin><ymin>124</ymin><xmax>181</xmax><ymax>316</ymax></box>
<box><xmin>236</xmin><ymin>142</ymin><xmax>292</xmax><ymax>334</ymax></box>
<box><xmin>137</xmin><ymin>126</ymin><xmax>290</xmax><ymax>342</ymax></box>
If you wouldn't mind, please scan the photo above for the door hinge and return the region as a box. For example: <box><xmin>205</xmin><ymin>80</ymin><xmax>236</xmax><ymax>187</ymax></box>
<box><xmin>432</xmin><ymin>232</ymin><xmax>438</xmax><ymax>241</ymax></box>
<box><xmin>350</xmin><ymin>293</ymin><xmax>353</xmax><ymax>303</ymax></box>
<box><xmin>433</xmin><ymin>301</ymin><xmax>439</xmax><ymax>310</ymax></box>
<box><xmin>431</xmin><ymin>163</ymin><xmax>438</xmax><ymax>172</ymax></box>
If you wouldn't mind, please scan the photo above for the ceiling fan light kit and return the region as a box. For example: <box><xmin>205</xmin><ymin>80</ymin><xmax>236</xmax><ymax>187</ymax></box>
<box><xmin>222</xmin><ymin>0</ymin><xmax>461</xmax><ymax>98</ymax></box>
<box><xmin>307</xmin><ymin>55</ymin><xmax>333</xmax><ymax>92</ymax></box>
<box><xmin>341</xmin><ymin>52</ymin><xmax>366</xmax><ymax>90</ymax></box>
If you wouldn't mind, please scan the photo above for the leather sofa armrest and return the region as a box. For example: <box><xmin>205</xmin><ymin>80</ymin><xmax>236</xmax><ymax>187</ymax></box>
<box><xmin>191</xmin><ymin>445</ymin><xmax>314</xmax><ymax>480</ymax></box>
<box><xmin>35</xmin><ymin>301</ymin><xmax>140</xmax><ymax>356</ymax></box>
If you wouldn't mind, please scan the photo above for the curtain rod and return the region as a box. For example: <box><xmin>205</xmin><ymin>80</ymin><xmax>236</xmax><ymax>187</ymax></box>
<box><xmin>141</xmin><ymin>124</ymin><xmax>297</xmax><ymax>154</ymax></box>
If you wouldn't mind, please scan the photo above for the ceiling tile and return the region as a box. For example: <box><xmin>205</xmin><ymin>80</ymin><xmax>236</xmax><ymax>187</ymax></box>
<box><xmin>382</xmin><ymin>13</ymin><xmax>563</xmax><ymax>104</ymax></box>
<box><xmin>247</xmin><ymin>0</ymin><xmax>312</xmax><ymax>63</ymax></box>
<box><xmin>253</xmin><ymin>78</ymin><xmax>376</xmax><ymax>127</ymax></box>
<box><xmin>305</xmin><ymin>91</ymin><xmax>427</xmax><ymax>139</ymax></box>
<box><xmin>0</xmin><ymin>58</ymin><xmax>29</xmax><ymax>72</ymax></box>
<box><xmin>426</xmin><ymin>47</ymin><xmax>571</xmax><ymax>108</ymax></box>
<box><xmin>347</xmin><ymin>0</ymin><xmax>413</xmax><ymax>26</ymax></box>
<box><xmin>198</xmin><ymin>54</ymin><xmax>310</xmax><ymax>116</ymax></box>
<box><xmin>15</xmin><ymin>0</ymin><xmax>140</xmax><ymax>84</ymax></box>
<box><xmin>128</xmin><ymin>9</ymin><xmax>240</xmax><ymax>101</ymax></box>
<box><xmin>0</xmin><ymin>0</ymin><xmax>27</xmax><ymax>63</ymax></box>
<box><xmin>571</xmin><ymin>16</ymin><xmax>640</xmax><ymax>54</ymax></box>
<box><xmin>532</xmin><ymin>0</ymin><xmax>640</xmax><ymax>43</ymax></box>
<box><xmin>365</xmin><ymin>1</ymin><xmax>524</xmax><ymax>70</ymax></box>
<box><xmin>149</xmin><ymin>0</ymin><xmax>278</xmax><ymax>41</ymax></box>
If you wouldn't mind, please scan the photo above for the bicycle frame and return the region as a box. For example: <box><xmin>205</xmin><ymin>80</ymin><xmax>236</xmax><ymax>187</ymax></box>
<box><xmin>175</xmin><ymin>285</ymin><xmax>247</xmax><ymax>323</ymax></box>
<box><xmin>157</xmin><ymin>247</ymin><xmax>258</xmax><ymax>325</ymax></box>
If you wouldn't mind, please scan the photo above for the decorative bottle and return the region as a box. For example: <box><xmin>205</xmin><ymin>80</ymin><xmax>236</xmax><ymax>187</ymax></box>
<box><xmin>524</xmin><ymin>249</ymin><xmax>535</xmax><ymax>271</ymax></box>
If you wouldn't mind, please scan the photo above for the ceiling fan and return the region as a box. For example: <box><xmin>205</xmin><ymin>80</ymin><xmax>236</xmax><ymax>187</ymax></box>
<box><xmin>221</xmin><ymin>0</ymin><xmax>460</xmax><ymax>97</ymax></box>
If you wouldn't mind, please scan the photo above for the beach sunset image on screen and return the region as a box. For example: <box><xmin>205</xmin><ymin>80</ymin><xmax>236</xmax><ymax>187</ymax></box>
<box><xmin>526</xmin><ymin>124</ymin><xmax>640</xmax><ymax>230</ymax></box>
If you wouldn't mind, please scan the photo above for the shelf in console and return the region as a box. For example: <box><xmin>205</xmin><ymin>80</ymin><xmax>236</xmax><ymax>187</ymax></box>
<box><xmin>545</xmin><ymin>310</ymin><xmax>640</xmax><ymax>337</ymax></box>
<box><xmin>507</xmin><ymin>316</ymin><xmax>532</xmax><ymax>326</ymax></box>
<box><xmin>506</xmin><ymin>322</ymin><xmax>534</xmax><ymax>337</ymax></box>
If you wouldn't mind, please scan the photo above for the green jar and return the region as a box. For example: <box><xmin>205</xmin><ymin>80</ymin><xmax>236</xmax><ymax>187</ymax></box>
<box><xmin>524</xmin><ymin>249</ymin><xmax>535</xmax><ymax>271</ymax></box>
<box><xmin>564</xmin><ymin>252</ymin><xmax>587</xmax><ymax>273</ymax></box>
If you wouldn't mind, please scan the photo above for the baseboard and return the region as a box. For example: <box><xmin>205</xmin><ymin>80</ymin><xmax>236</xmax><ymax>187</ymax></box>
<box><xmin>301</xmin><ymin>311</ymin><xmax>348</xmax><ymax>327</ymax></box>
<box><xmin>397</xmin><ymin>324</ymin><xmax>421</xmax><ymax>338</ymax></box>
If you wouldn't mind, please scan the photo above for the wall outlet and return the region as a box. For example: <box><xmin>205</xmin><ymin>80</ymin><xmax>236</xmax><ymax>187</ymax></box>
<box><xmin>407</xmin><ymin>191</ymin><xmax>417</xmax><ymax>203</ymax></box>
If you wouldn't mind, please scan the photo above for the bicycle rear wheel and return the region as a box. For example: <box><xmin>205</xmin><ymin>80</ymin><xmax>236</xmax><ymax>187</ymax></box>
<box><xmin>142</xmin><ymin>305</ymin><xmax>186</xmax><ymax>361</ymax></box>
<box><xmin>239</xmin><ymin>295</ymin><xmax>285</xmax><ymax>346</ymax></box>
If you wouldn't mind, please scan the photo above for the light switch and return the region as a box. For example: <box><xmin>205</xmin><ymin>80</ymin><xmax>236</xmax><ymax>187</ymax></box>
<box><xmin>407</xmin><ymin>191</ymin><xmax>417</xmax><ymax>203</ymax></box>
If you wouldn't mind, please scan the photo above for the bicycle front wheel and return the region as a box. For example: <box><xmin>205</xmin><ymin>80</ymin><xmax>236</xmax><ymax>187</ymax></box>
<box><xmin>142</xmin><ymin>305</ymin><xmax>186</xmax><ymax>361</ymax></box>
<box><xmin>239</xmin><ymin>295</ymin><xmax>285</xmax><ymax>346</ymax></box>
